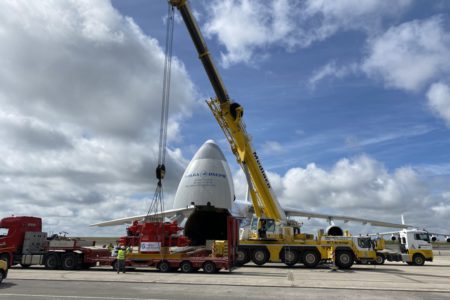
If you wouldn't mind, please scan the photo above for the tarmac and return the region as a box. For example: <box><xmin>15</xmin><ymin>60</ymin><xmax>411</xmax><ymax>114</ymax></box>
<box><xmin>1</xmin><ymin>251</ymin><xmax>449</xmax><ymax>299</ymax></box>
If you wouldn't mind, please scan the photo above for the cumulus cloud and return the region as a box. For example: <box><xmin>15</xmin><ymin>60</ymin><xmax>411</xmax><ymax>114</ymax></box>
<box><xmin>203</xmin><ymin>0</ymin><xmax>412</xmax><ymax>67</ymax></box>
<box><xmin>0</xmin><ymin>0</ymin><xmax>196</xmax><ymax>235</ymax></box>
<box><xmin>362</xmin><ymin>17</ymin><xmax>450</xmax><ymax>92</ymax></box>
<box><xmin>233</xmin><ymin>155</ymin><xmax>448</xmax><ymax>232</ymax></box>
<box><xmin>427</xmin><ymin>82</ymin><xmax>450</xmax><ymax>127</ymax></box>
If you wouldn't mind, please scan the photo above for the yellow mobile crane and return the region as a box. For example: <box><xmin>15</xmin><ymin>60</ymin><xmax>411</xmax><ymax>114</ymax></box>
<box><xmin>169</xmin><ymin>0</ymin><xmax>378</xmax><ymax>269</ymax></box>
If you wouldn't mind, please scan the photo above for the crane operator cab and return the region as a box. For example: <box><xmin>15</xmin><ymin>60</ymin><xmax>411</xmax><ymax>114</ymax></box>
<box><xmin>250</xmin><ymin>217</ymin><xmax>277</xmax><ymax>240</ymax></box>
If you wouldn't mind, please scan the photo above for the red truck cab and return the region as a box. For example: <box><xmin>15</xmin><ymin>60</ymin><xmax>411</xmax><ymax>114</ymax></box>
<box><xmin>0</xmin><ymin>216</ymin><xmax>42</xmax><ymax>266</ymax></box>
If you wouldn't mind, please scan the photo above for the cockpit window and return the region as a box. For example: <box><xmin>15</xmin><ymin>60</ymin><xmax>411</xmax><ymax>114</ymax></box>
<box><xmin>0</xmin><ymin>228</ymin><xmax>8</xmax><ymax>237</ymax></box>
<box><xmin>414</xmin><ymin>233</ymin><xmax>430</xmax><ymax>242</ymax></box>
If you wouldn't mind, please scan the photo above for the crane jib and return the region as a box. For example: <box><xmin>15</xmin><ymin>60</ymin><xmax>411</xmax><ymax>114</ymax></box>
<box><xmin>175</xmin><ymin>2</ymin><xmax>230</xmax><ymax>104</ymax></box>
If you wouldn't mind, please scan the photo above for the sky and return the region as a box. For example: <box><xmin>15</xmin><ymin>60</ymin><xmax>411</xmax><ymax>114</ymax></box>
<box><xmin>0</xmin><ymin>0</ymin><xmax>449</xmax><ymax>237</ymax></box>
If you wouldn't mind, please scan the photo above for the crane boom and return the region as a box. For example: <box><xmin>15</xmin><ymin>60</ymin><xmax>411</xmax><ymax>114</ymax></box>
<box><xmin>169</xmin><ymin>0</ymin><xmax>287</xmax><ymax>223</ymax></box>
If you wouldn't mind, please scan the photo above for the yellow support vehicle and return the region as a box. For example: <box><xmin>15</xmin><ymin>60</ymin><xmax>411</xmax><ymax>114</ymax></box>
<box><xmin>0</xmin><ymin>259</ymin><xmax>8</xmax><ymax>284</ymax></box>
<box><xmin>373</xmin><ymin>229</ymin><xmax>434</xmax><ymax>266</ymax></box>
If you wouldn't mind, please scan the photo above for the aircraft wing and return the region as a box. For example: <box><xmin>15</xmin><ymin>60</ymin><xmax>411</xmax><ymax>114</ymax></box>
<box><xmin>90</xmin><ymin>206</ymin><xmax>195</xmax><ymax>227</ymax></box>
<box><xmin>284</xmin><ymin>207</ymin><xmax>410</xmax><ymax>229</ymax></box>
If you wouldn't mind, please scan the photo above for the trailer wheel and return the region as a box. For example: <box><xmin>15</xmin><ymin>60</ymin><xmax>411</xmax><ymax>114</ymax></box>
<box><xmin>180</xmin><ymin>261</ymin><xmax>194</xmax><ymax>273</ymax></box>
<box><xmin>158</xmin><ymin>261</ymin><xmax>171</xmax><ymax>273</ymax></box>
<box><xmin>302</xmin><ymin>250</ymin><xmax>320</xmax><ymax>268</ymax></box>
<box><xmin>203</xmin><ymin>261</ymin><xmax>217</xmax><ymax>274</ymax></box>
<box><xmin>45</xmin><ymin>254</ymin><xmax>60</xmax><ymax>270</ymax></box>
<box><xmin>412</xmin><ymin>254</ymin><xmax>425</xmax><ymax>266</ymax></box>
<box><xmin>236</xmin><ymin>248</ymin><xmax>250</xmax><ymax>266</ymax></box>
<box><xmin>375</xmin><ymin>254</ymin><xmax>385</xmax><ymax>265</ymax></box>
<box><xmin>62</xmin><ymin>253</ymin><xmax>78</xmax><ymax>270</ymax></box>
<box><xmin>281</xmin><ymin>249</ymin><xmax>298</xmax><ymax>267</ymax></box>
<box><xmin>335</xmin><ymin>251</ymin><xmax>354</xmax><ymax>269</ymax></box>
<box><xmin>251</xmin><ymin>248</ymin><xmax>269</xmax><ymax>266</ymax></box>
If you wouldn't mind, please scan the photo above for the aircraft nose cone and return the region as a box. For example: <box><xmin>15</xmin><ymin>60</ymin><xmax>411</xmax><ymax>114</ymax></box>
<box><xmin>191</xmin><ymin>139</ymin><xmax>226</xmax><ymax>161</ymax></box>
<box><xmin>173</xmin><ymin>140</ymin><xmax>234</xmax><ymax>210</ymax></box>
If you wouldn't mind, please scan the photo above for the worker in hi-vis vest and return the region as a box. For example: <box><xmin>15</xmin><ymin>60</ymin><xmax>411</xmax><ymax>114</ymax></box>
<box><xmin>117</xmin><ymin>246</ymin><xmax>126</xmax><ymax>274</ymax></box>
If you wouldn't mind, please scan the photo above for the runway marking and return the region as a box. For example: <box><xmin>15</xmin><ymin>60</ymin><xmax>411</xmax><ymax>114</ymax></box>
<box><xmin>0</xmin><ymin>294</ymin><xmax>165</xmax><ymax>300</ymax></box>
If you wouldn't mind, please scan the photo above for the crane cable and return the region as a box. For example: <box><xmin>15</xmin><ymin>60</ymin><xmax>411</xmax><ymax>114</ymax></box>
<box><xmin>147</xmin><ymin>3</ymin><xmax>175</xmax><ymax>219</ymax></box>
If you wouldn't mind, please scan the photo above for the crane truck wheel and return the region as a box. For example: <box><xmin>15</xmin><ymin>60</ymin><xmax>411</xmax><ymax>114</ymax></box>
<box><xmin>236</xmin><ymin>248</ymin><xmax>250</xmax><ymax>266</ymax></box>
<box><xmin>158</xmin><ymin>261</ymin><xmax>172</xmax><ymax>273</ymax></box>
<box><xmin>180</xmin><ymin>261</ymin><xmax>194</xmax><ymax>273</ymax></box>
<box><xmin>302</xmin><ymin>250</ymin><xmax>320</xmax><ymax>268</ymax></box>
<box><xmin>335</xmin><ymin>251</ymin><xmax>354</xmax><ymax>269</ymax></box>
<box><xmin>203</xmin><ymin>261</ymin><xmax>217</xmax><ymax>274</ymax></box>
<box><xmin>251</xmin><ymin>248</ymin><xmax>269</xmax><ymax>266</ymax></box>
<box><xmin>62</xmin><ymin>253</ymin><xmax>78</xmax><ymax>270</ymax></box>
<box><xmin>412</xmin><ymin>254</ymin><xmax>425</xmax><ymax>266</ymax></box>
<box><xmin>375</xmin><ymin>254</ymin><xmax>385</xmax><ymax>265</ymax></box>
<box><xmin>281</xmin><ymin>249</ymin><xmax>299</xmax><ymax>267</ymax></box>
<box><xmin>45</xmin><ymin>254</ymin><xmax>60</xmax><ymax>270</ymax></box>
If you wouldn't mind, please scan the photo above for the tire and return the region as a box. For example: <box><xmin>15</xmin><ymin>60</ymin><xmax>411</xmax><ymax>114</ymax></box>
<box><xmin>203</xmin><ymin>261</ymin><xmax>217</xmax><ymax>274</ymax></box>
<box><xmin>302</xmin><ymin>250</ymin><xmax>320</xmax><ymax>268</ymax></box>
<box><xmin>61</xmin><ymin>253</ymin><xmax>78</xmax><ymax>270</ymax></box>
<box><xmin>375</xmin><ymin>254</ymin><xmax>385</xmax><ymax>265</ymax></box>
<box><xmin>45</xmin><ymin>254</ymin><xmax>60</xmax><ymax>270</ymax></box>
<box><xmin>281</xmin><ymin>249</ymin><xmax>298</xmax><ymax>267</ymax></box>
<box><xmin>180</xmin><ymin>261</ymin><xmax>194</xmax><ymax>273</ymax></box>
<box><xmin>0</xmin><ymin>271</ymin><xmax>4</xmax><ymax>284</ymax></box>
<box><xmin>251</xmin><ymin>248</ymin><xmax>269</xmax><ymax>266</ymax></box>
<box><xmin>335</xmin><ymin>251</ymin><xmax>354</xmax><ymax>269</ymax></box>
<box><xmin>158</xmin><ymin>261</ymin><xmax>171</xmax><ymax>273</ymax></box>
<box><xmin>236</xmin><ymin>248</ymin><xmax>250</xmax><ymax>266</ymax></box>
<box><xmin>412</xmin><ymin>254</ymin><xmax>425</xmax><ymax>266</ymax></box>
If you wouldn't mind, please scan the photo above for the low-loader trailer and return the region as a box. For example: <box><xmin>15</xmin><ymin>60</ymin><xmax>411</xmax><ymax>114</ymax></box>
<box><xmin>0</xmin><ymin>216</ymin><xmax>111</xmax><ymax>269</ymax></box>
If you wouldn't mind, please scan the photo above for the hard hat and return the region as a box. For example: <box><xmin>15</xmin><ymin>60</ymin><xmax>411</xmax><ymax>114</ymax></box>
<box><xmin>121</xmin><ymin>246</ymin><xmax>126</xmax><ymax>249</ymax></box>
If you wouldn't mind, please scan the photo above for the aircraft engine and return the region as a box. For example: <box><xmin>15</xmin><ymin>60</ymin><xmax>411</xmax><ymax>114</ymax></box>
<box><xmin>391</xmin><ymin>235</ymin><xmax>397</xmax><ymax>241</ymax></box>
<box><xmin>431</xmin><ymin>235</ymin><xmax>437</xmax><ymax>242</ymax></box>
<box><xmin>446</xmin><ymin>236</ymin><xmax>450</xmax><ymax>243</ymax></box>
<box><xmin>325</xmin><ymin>225</ymin><xmax>344</xmax><ymax>236</ymax></box>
